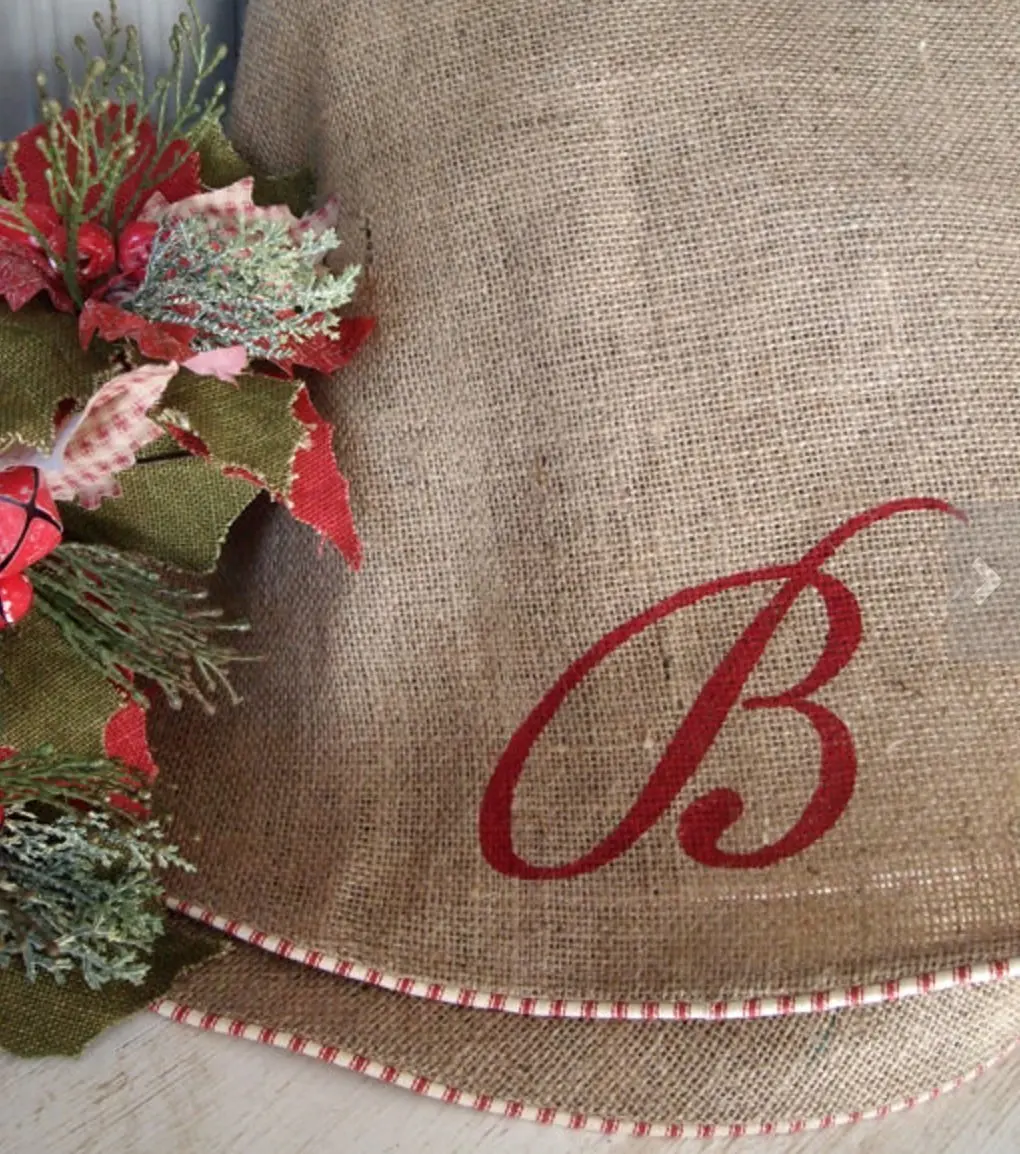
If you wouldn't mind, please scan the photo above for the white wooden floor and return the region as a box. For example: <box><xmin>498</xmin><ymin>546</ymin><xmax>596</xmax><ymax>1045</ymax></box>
<box><xmin>1</xmin><ymin>1011</ymin><xmax>1019</xmax><ymax>1153</ymax></box>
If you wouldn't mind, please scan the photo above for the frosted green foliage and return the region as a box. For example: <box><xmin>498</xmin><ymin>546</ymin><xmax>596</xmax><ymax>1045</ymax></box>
<box><xmin>123</xmin><ymin>214</ymin><xmax>362</xmax><ymax>359</ymax></box>
<box><xmin>0</xmin><ymin>805</ymin><xmax>193</xmax><ymax>989</ymax></box>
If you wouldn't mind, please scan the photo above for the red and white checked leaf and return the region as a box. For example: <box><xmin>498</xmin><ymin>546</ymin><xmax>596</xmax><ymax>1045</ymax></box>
<box><xmin>157</xmin><ymin>177</ymin><xmax>295</xmax><ymax>229</ymax></box>
<box><xmin>147</xmin><ymin>177</ymin><xmax>341</xmax><ymax>244</ymax></box>
<box><xmin>47</xmin><ymin>362</ymin><xmax>179</xmax><ymax>509</ymax></box>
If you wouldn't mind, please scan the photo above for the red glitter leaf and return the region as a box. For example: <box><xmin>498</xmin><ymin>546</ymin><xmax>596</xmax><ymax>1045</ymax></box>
<box><xmin>79</xmin><ymin>298</ymin><xmax>196</xmax><ymax>361</ymax></box>
<box><xmin>0</xmin><ymin>237</ymin><xmax>73</xmax><ymax>312</ymax></box>
<box><xmin>271</xmin><ymin>316</ymin><xmax>376</xmax><ymax>376</ymax></box>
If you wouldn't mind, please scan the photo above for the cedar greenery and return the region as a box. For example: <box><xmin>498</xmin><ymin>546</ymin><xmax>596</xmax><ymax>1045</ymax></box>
<box><xmin>0</xmin><ymin>0</ymin><xmax>227</xmax><ymax>304</ymax></box>
<box><xmin>31</xmin><ymin>543</ymin><xmax>251</xmax><ymax>712</ymax></box>
<box><xmin>123</xmin><ymin>214</ymin><xmax>362</xmax><ymax>359</ymax></box>
<box><xmin>0</xmin><ymin>804</ymin><xmax>191</xmax><ymax>988</ymax></box>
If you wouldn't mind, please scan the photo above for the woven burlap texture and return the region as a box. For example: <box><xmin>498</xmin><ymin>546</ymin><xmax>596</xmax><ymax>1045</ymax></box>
<box><xmin>155</xmin><ymin>0</ymin><xmax>1020</xmax><ymax>1010</ymax></box>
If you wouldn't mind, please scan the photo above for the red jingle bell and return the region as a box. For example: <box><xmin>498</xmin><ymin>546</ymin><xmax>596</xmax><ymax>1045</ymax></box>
<box><xmin>0</xmin><ymin>466</ymin><xmax>62</xmax><ymax>628</ymax></box>
<box><xmin>0</xmin><ymin>572</ymin><xmax>34</xmax><ymax>628</ymax></box>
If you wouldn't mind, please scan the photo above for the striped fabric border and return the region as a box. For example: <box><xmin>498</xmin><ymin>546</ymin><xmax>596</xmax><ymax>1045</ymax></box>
<box><xmin>150</xmin><ymin>996</ymin><xmax>1020</xmax><ymax>1139</ymax></box>
<box><xmin>166</xmin><ymin>895</ymin><xmax>1020</xmax><ymax>1022</ymax></box>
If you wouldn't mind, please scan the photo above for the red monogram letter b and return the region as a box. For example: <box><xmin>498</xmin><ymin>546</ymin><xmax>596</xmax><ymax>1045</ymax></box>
<box><xmin>479</xmin><ymin>499</ymin><xmax>961</xmax><ymax>878</ymax></box>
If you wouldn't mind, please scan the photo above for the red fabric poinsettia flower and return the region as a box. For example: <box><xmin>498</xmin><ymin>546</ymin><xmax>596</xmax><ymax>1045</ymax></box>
<box><xmin>1</xmin><ymin>105</ymin><xmax>201</xmax><ymax>229</ymax></box>
<box><xmin>0</xmin><ymin>105</ymin><xmax>200</xmax><ymax>313</ymax></box>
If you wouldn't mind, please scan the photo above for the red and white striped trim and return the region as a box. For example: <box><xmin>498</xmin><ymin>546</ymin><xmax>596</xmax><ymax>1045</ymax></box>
<box><xmin>150</xmin><ymin>996</ymin><xmax>1020</xmax><ymax>1139</ymax></box>
<box><xmin>167</xmin><ymin>896</ymin><xmax>1020</xmax><ymax>1023</ymax></box>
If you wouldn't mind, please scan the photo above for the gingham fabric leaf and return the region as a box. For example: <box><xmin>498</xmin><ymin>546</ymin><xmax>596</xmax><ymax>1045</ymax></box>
<box><xmin>142</xmin><ymin>174</ymin><xmax>341</xmax><ymax>256</ymax></box>
<box><xmin>45</xmin><ymin>362</ymin><xmax>179</xmax><ymax>509</ymax></box>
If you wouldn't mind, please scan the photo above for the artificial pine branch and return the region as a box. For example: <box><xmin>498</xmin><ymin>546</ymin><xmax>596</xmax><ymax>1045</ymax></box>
<box><xmin>31</xmin><ymin>543</ymin><xmax>251</xmax><ymax>713</ymax></box>
<box><xmin>0</xmin><ymin>747</ymin><xmax>137</xmax><ymax>813</ymax></box>
<box><xmin>0</xmin><ymin>803</ymin><xmax>192</xmax><ymax>988</ymax></box>
<box><xmin>124</xmin><ymin>215</ymin><xmax>362</xmax><ymax>358</ymax></box>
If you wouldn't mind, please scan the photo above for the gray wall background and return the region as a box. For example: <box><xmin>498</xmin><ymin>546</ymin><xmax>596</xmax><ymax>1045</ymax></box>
<box><xmin>0</xmin><ymin>0</ymin><xmax>246</xmax><ymax>139</ymax></box>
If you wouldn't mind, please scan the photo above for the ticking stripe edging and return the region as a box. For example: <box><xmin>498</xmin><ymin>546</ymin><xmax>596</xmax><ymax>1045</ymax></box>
<box><xmin>166</xmin><ymin>895</ymin><xmax>1020</xmax><ymax>1023</ymax></box>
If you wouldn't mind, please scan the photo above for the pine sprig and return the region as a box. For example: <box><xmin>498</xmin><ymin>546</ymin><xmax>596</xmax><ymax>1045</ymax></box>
<box><xmin>0</xmin><ymin>803</ymin><xmax>191</xmax><ymax>988</ymax></box>
<box><xmin>31</xmin><ymin>543</ymin><xmax>252</xmax><ymax>713</ymax></box>
<box><xmin>123</xmin><ymin>215</ymin><xmax>362</xmax><ymax>358</ymax></box>
<box><xmin>0</xmin><ymin>747</ymin><xmax>137</xmax><ymax>813</ymax></box>
<box><xmin>0</xmin><ymin>1</ymin><xmax>227</xmax><ymax>303</ymax></box>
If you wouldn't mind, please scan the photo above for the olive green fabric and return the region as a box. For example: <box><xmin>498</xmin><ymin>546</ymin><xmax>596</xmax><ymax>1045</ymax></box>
<box><xmin>60</xmin><ymin>449</ymin><xmax>258</xmax><ymax>574</ymax></box>
<box><xmin>0</xmin><ymin>614</ymin><xmax>121</xmax><ymax>757</ymax></box>
<box><xmin>163</xmin><ymin>369</ymin><xmax>306</xmax><ymax>497</ymax></box>
<box><xmin>0</xmin><ymin>304</ymin><xmax>115</xmax><ymax>455</ymax></box>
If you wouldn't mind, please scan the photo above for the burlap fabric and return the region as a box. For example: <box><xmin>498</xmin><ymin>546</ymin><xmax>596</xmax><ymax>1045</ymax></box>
<box><xmin>161</xmin><ymin>941</ymin><xmax>1020</xmax><ymax>1135</ymax></box>
<box><xmin>158</xmin><ymin>0</ymin><xmax>1020</xmax><ymax>1128</ymax></box>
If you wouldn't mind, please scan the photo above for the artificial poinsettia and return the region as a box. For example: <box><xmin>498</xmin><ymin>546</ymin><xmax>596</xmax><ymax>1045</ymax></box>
<box><xmin>0</xmin><ymin>203</ymin><xmax>119</xmax><ymax>314</ymax></box>
<box><xmin>0</xmin><ymin>106</ymin><xmax>201</xmax><ymax>229</ymax></box>
<box><xmin>0</xmin><ymin>106</ymin><xmax>201</xmax><ymax>314</ymax></box>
